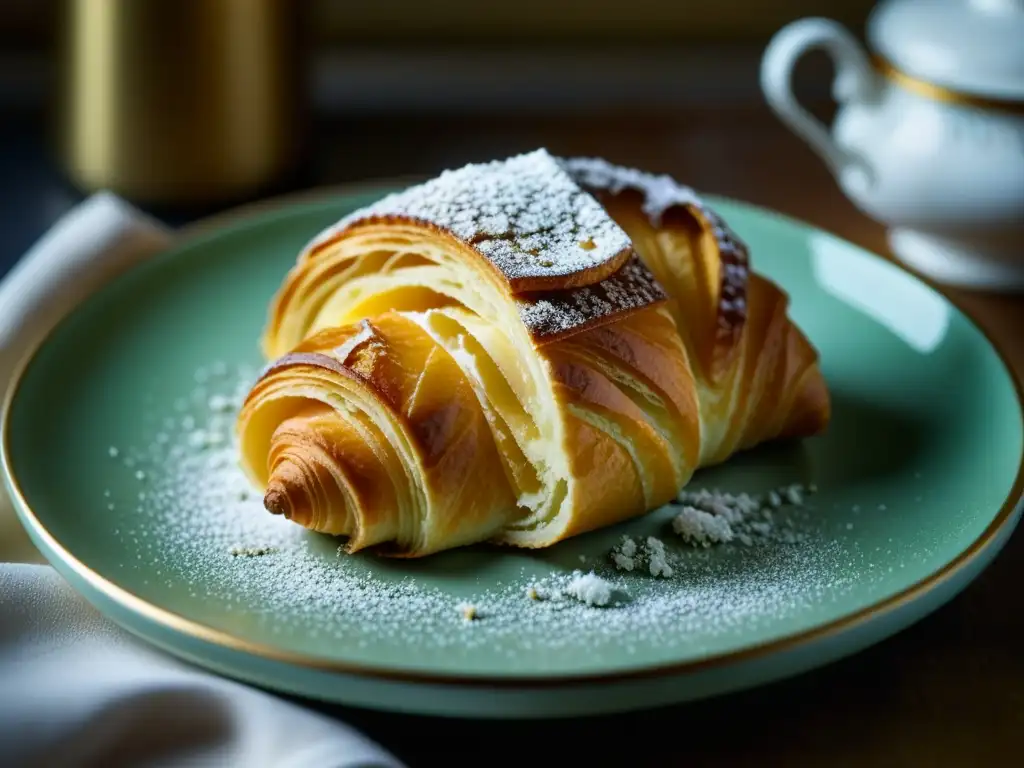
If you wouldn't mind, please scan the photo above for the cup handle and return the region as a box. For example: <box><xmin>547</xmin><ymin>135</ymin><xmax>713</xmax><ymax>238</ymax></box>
<box><xmin>760</xmin><ymin>18</ymin><xmax>879</xmax><ymax>181</ymax></box>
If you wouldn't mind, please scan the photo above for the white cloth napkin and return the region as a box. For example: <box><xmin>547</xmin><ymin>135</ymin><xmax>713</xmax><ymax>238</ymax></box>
<box><xmin>0</xmin><ymin>193</ymin><xmax>171</xmax><ymax>565</ymax></box>
<box><xmin>0</xmin><ymin>194</ymin><xmax>404</xmax><ymax>768</ymax></box>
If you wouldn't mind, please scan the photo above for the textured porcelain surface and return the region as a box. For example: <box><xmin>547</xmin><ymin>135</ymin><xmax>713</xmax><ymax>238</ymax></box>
<box><xmin>869</xmin><ymin>0</ymin><xmax>1024</xmax><ymax>100</ymax></box>
<box><xmin>3</xmin><ymin>193</ymin><xmax>1022</xmax><ymax>717</ymax></box>
<box><xmin>761</xmin><ymin>9</ymin><xmax>1024</xmax><ymax>290</ymax></box>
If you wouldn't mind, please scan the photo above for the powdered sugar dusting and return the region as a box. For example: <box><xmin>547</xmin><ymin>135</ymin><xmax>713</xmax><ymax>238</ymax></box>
<box><xmin>99</xmin><ymin>362</ymin><xmax>900</xmax><ymax>674</ymax></box>
<box><xmin>517</xmin><ymin>255</ymin><xmax>666</xmax><ymax>341</ymax></box>
<box><xmin>332</xmin><ymin>149</ymin><xmax>632</xmax><ymax>287</ymax></box>
<box><xmin>561</xmin><ymin>156</ymin><xmax>703</xmax><ymax>226</ymax></box>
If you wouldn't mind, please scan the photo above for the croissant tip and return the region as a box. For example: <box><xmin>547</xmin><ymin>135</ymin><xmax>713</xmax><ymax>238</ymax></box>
<box><xmin>264</xmin><ymin>485</ymin><xmax>289</xmax><ymax>517</ymax></box>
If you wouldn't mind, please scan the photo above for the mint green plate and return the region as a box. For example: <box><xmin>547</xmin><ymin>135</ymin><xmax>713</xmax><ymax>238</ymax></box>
<box><xmin>3</xmin><ymin>190</ymin><xmax>1022</xmax><ymax>718</ymax></box>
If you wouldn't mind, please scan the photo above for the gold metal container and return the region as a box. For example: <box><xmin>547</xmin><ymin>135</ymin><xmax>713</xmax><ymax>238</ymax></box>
<box><xmin>55</xmin><ymin>0</ymin><xmax>303</xmax><ymax>206</ymax></box>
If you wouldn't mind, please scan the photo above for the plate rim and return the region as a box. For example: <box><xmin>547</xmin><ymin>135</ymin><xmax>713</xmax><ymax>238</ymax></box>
<box><xmin>3</xmin><ymin>184</ymin><xmax>1023</xmax><ymax>688</ymax></box>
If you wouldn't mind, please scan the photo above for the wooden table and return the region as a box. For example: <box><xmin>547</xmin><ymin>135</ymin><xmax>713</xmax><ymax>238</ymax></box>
<box><xmin>3</xmin><ymin>105</ymin><xmax>1022</xmax><ymax>765</ymax></box>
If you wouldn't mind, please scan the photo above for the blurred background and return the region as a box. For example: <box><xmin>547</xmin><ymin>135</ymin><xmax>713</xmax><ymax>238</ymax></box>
<box><xmin>0</xmin><ymin>0</ymin><xmax>877</xmax><ymax>273</ymax></box>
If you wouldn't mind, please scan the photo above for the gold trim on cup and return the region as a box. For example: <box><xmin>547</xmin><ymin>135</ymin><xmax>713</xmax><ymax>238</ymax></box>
<box><xmin>872</xmin><ymin>54</ymin><xmax>1024</xmax><ymax>115</ymax></box>
<box><xmin>1</xmin><ymin>188</ymin><xmax>1023</xmax><ymax>689</ymax></box>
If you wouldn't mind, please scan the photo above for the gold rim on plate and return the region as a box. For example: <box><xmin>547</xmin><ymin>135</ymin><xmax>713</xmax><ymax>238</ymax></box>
<box><xmin>2</xmin><ymin>187</ymin><xmax>1023</xmax><ymax>689</ymax></box>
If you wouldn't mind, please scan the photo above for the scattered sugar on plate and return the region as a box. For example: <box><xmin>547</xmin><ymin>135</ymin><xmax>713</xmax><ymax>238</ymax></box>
<box><xmin>230</xmin><ymin>545</ymin><xmax>276</xmax><ymax>558</ymax></box>
<box><xmin>95</xmin><ymin>362</ymin><xmax>903</xmax><ymax>664</ymax></box>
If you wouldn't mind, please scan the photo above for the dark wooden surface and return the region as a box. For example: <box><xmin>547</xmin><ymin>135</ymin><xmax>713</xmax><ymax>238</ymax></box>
<box><xmin>2</xmin><ymin>106</ymin><xmax>1022</xmax><ymax>766</ymax></box>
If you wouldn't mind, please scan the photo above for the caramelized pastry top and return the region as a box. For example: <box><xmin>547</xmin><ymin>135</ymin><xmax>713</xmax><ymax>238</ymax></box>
<box><xmin>563</xmin><ymin>155</ymin><xmax>751</xmax><ymax>356</ymax></box>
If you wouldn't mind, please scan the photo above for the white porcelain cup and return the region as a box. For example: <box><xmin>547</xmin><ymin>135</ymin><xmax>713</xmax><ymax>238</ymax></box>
<box><xmin>760</xmin><ymin>10</ymin><xmax>1024</xmax><ymax>292</ymax></box>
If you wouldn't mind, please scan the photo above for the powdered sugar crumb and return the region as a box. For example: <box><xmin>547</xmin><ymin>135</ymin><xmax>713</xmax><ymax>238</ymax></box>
<box><xmin>611</xmin><ymin>535</ymin><xmax>673</xmax><ymax>577</ymax></box>
<box><xmin>564</xmin><ymin>572</ymin><xmax>614</xmax><ymax>607</ymax></box>
<box><xmin>645</xmin><ymin>537</ymin><xmax>674</xmax><ymax>578</ymax></box>
<box><xmin>670</xmin><ymin>487</ymin><xmax>812</xmax><ymax>549</ymax></box>
<box><xmin>673</xmin><ymin>507</ymin><xmax>735</xmax><ymax>547</ymax></box>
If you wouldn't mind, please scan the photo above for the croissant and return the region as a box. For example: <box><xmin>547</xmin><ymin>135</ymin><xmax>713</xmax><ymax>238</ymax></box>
<box><xmin>237</xmin><ymin>150</ymin><xmax>830</xmax><ymax>557</ymax></box>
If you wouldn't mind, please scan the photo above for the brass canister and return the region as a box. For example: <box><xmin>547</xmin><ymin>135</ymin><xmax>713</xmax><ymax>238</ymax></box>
<box><xmin>55</xmin><ymin>0</ymin><xmax>303</xmax><ymax>206</ymax></box>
